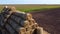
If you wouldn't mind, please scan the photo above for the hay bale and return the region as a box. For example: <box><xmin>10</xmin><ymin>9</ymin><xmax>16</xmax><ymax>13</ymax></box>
<box><xmin>0</xmin><ymin>6</ymin><xmax>46</xmax><ymax>34</ymax></box>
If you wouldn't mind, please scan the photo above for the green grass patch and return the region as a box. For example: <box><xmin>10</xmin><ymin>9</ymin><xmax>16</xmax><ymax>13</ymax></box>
<box><xmin>0</xmin><ymin>5</ymin><xmax>60</xmax><ymax>12</ymax></box>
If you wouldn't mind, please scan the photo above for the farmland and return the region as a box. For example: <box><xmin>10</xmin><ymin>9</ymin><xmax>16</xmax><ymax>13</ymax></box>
<box><xmin>0</xmin><ymin>4</ymin><xmax>60</xmax><ymax>34</ymax></box>
<box><xmin>0</xmin><ymin>5</ymin><xmax>60</xmax><ymax>12</ymax></box>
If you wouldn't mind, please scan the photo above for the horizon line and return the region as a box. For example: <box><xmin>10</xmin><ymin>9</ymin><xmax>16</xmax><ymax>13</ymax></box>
<box><xmin>0</xmin><ymin>4</ymin><xmax>60</xmax><ymax>5</ymax></box>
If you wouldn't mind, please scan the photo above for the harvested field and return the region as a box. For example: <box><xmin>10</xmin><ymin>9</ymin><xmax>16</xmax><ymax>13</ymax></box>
<box><xmin>0</xmin><ymin>5</ymin><xmax>60</xmax><ymax>34</ymax></box>
<box><xmin>30</xmin><ymin>8</ymin><xmax>60</xmax><ymax>34</ymax></box>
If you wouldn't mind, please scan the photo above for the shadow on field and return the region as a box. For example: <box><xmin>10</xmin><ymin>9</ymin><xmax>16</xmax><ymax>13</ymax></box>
<box><xmin>30</xmin><ymin>8</ymin><xmax>60</xmax><ymax>34</ymax></box>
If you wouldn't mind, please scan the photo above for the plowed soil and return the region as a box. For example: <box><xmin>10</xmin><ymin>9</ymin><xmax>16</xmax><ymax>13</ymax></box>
<box><xmin>30</xmin><ymin>8</ymin><xmax>60</xmax><ymax>34</ymax></box>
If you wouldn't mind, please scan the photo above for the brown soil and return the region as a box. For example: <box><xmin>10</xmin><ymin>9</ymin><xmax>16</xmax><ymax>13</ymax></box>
<box><xmin>30</xmin><ymin>8</ymin><xmax>60</xmax><ymax>34</ymax></box>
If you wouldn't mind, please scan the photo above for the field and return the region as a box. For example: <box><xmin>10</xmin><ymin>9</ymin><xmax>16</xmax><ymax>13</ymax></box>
<box><xmin>0</xmin><ymin>5</ymin><xmax>60</xmax><ymax>34</ymax></box>
<box><xmin>30</xmin><ymin>7</ymin><xmax>60</xmax><ymax>34</ymax></box>
<box><xmin>0</xmin><ymin>5</ymin><xmax>60</xmax><ymax>12</ymax></box>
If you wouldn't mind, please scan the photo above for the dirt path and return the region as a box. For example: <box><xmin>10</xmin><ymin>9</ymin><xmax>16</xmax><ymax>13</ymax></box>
<box><xmin>30</xmin><ymin>8</ymin><xmax>60</xmax><ymax>34</ymax></box>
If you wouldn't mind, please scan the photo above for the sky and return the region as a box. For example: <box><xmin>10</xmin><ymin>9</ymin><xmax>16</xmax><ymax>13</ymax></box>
<box><xmin>0</xmin><ymin>0</ymin><xmax>60</xmax><ymax>4</ymax></box>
